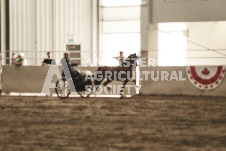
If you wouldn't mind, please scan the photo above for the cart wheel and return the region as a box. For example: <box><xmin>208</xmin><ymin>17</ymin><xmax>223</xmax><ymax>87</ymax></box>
<box><xmin>78</xmin><ymin>85</ymin><xmax>93</xmax><ymax>98</ymax></box>
<box><xmin>55</xmin><ymin>78</ymin><xmax>70</xmax><ymax>99</ymax></box>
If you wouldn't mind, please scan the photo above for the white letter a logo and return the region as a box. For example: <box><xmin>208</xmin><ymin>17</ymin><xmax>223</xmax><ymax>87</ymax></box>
<box><xmin>41</xmin><ymin>66</ymin><xmax>62</xmax><ymax>94</ymax></box>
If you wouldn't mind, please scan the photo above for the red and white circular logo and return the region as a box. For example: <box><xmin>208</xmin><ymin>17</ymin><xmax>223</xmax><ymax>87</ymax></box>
<box><xmin>186</xmin><ymin>66</ymin><xmax>226</xmax><ymax>90</ymax></box>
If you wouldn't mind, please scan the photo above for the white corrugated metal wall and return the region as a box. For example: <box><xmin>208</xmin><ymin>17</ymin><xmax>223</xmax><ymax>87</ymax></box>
<box><xmin>10</xmin><ymin>0</ymin><xmax>36</xmax><ymax>65</ymax></box>
<box><xmin>8</xmin><ymin>0</ymin><xmax>97</xmax><ymax>65</ymax></box>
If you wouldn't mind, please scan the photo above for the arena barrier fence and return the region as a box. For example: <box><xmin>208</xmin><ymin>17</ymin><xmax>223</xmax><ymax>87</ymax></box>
<box><xmin>139</xmin><ymin>66</ymin><xmax>226</xmax><ymax>97</ymax></box>
<box><xmin>1</xmin><ymin>65</ymin><xmax>226</xmax><ymax>97</ymax></box>
<box><xmin>1</xmin><ymin>66</ymin><xmax>137</xmax><ymax>96</ymax></box>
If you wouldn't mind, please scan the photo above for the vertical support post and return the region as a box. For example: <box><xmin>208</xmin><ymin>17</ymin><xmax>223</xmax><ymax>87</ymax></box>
<box><xmin>90</xmin><ymin>0</ymin><xmax>93</xmax><ymax>65</ymax></box>
<box><xmin>34</xmin><ymin>0</ymin><xmax>37</xmax><ymax>65</ymax></box>
<box><xmin>97</xmin><ymin>0</ymin><xmax>100</xmax><ymax>66</ymax></box>
<box><xmin>5</xmin><ymin>0</ymin><xmax>9</xmax><ymax>65</ymax></box>
<box><xmin>1</xmin><ymin>0</ymin><xmax>8</xmax><ymax>65</ymax></box>
<box><xmin>141</xmin><ymin>0</ymin><xmax>158</xmax><ymax>66</ymax></box>
<box><xmin>52</xmin><ymin>0</ymin><xmax>54</xmax><ymax>59</ymax></box>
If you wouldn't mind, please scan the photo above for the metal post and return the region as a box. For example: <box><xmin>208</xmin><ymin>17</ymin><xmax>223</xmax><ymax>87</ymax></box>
<box><xmin>5</xmin><ymin>0</ymin><xmax>9</xmax><ymax>65</ymax></box>
<box><xmin>34</xmin><ymin>0</ymin><xmax>37</xmax><ymax>65</ymax></box>
<box><xmin>90</xmin><ymin>0</ymin><xmax>93</xmax><ymax>65</ymax></box>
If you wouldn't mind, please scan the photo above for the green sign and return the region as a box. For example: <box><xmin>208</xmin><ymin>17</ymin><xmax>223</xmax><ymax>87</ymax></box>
<box><xmin>69</xmin><ymin>39</ymin><xmax>74</xmax><ymax>43</ymax></box>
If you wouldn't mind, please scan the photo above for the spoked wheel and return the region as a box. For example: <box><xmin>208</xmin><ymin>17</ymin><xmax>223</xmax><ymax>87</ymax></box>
<box><xmin>78</xmin><ymin>85</ymin><xmax>93</xmax><ymax>98</ymax></box>
<box><xmin>55</xmin><ymin>78</ymin><xmax>70</xmax><ymax>99</ymax></box>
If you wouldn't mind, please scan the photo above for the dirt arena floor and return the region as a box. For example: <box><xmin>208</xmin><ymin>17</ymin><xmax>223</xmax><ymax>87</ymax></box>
<box><xmin>0</xmin><ymin>95</ymin><xmax>226</xmax><ymax>151</ymax></box>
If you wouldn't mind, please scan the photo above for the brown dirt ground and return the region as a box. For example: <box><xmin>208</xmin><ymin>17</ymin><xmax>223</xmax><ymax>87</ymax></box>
<box><xmin>0</xmin><ymin>95</ymin><xmax>226</xmax><ymax>151</ymax></box>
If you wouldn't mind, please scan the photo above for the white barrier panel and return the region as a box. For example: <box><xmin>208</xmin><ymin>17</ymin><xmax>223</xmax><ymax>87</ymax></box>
<box><xmin>2</xmin><ymin>66</ymin><xmax>59</xmax><ymax>93</ymax></box>
<box><xmin>140</xmin><ymin>67</ymin><xmax>226</xmax><ymax>97</ymax></box>
<box><xmin>2</xmin><ymin>66</ymin><xmax>136</xmax><ymax>96</ymax></box>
